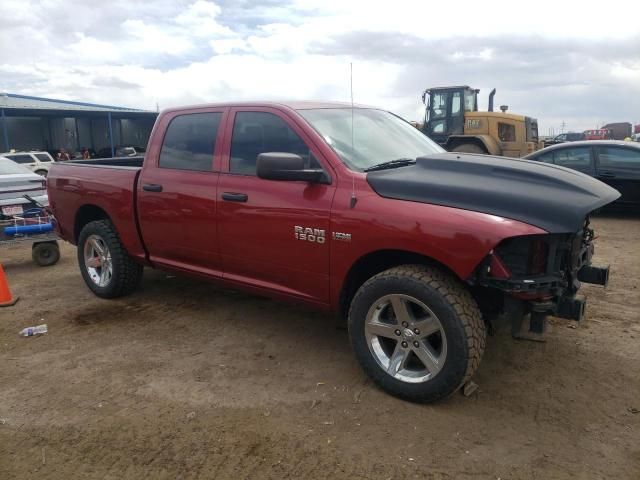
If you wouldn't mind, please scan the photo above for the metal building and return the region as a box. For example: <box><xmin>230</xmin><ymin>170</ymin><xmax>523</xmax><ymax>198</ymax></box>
<box><xmin>0</xmin><ymin>92</ymin><xmax>158</xmax><ymax>157</ymax></box>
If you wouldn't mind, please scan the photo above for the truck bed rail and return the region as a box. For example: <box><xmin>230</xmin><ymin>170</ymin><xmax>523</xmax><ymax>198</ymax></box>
<box><xmin>64</xmin><ymin>157</ymin><xmax>144</xmax><ymax>168</ymax></box>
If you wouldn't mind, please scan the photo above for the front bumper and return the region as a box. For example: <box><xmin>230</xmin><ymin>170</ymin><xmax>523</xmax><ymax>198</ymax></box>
<box><xmin>477</xmin><ymin>224</ymin><xmax>610</xmax><ymax>339</ymax></box>
<box><xmin>484</xmin><ymin>264</ymin><xmax>609</xmax><ymax>301</ymax></box>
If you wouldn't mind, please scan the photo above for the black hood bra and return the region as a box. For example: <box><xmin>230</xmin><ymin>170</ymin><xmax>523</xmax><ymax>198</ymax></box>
<box><xmin>366</xmin><ymin>153</ymin><xmax>620</xmax><ymax>233</ymax></box>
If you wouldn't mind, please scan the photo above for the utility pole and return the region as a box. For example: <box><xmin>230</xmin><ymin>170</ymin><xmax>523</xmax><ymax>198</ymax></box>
<box><xmin>560</xmin><ymin>121</ymin><xmax>566</xmax><ymax>133</ymax></box>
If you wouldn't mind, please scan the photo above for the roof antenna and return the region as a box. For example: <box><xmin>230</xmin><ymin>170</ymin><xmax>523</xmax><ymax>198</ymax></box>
<box><xmin>349</xmin><ymin>62</ymin><xmax>358</xmax><ymax>209</ymax></box>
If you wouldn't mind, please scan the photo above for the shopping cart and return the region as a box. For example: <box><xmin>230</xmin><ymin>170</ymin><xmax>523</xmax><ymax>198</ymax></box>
<box><xmin>1</xmin><ymin>197</ymin><xmax>60</xmax><ymax>266</ymax></box>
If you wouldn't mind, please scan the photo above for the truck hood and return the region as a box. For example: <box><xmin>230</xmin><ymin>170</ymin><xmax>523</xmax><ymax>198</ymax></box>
<box><xmin>366</xmin><ymin>153</ymin><xmax>620</xmax><ymax>233</ymax></box>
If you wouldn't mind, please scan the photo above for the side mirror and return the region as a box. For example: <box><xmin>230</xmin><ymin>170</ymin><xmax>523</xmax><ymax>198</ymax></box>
<box><xmin>256</xmin><ymin>152</ymin><xmax>327</xmax><ymax>183</ymax></box>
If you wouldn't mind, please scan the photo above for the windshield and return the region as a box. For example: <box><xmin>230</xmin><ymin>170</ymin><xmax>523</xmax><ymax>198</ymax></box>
<box><xmin>299</xmin><ymin>108</ymin><xmax>444</xmax><ymax>171</ymax></box>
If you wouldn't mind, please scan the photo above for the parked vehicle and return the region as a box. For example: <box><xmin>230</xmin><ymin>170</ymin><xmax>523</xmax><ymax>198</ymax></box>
<box><xmin>583</xmin><ymin>129</ymin><xmax>612</xmax><ymax>141</ymax></box>
<box><xmin>601</xmin><ymin>122</ymin><xmax>632</xmax><ymax>141</ymax></box>
<box><xmin>543</xmin><ymin>132</ymin><xmax>585</xmax><ymax>147</ymax></box>
<box><xmin>47</xmin><ymin>101</ymin><xmax>617</xmax><ymax>403</ymax></box>
<box><xmin>1</xmin><ymin>151</ymin><xmax>56</xmax><ymax>176</ymax></box>
<box><xmin>0</xmin><ymin>157</ymin><xmax>59</xmax><ymax>265</ymax></box>
<box><xmin>525</xmin><ymin>140</ymin><xmax>640</xmax><ymax>207</ymax></box>
<box><xmin>97</xmin><ymin>145</ymin><xmax>146</xmax><ymax>158</ymax></box>
<box><xmin>0</xmin><ymin>157</ymin><xmax>48</xmax><ymax>218</ymax></box>
<box><xmin>420</xmin><ymin>86</ymin><xmax>540</xmax><ymax>157</ymax></box>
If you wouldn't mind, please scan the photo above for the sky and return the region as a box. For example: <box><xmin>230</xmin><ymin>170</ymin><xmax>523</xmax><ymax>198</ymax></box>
<box><xmin>1</xmin><ymin>0</ymin><xmax>639</xmax><ymax>135</ymax></box>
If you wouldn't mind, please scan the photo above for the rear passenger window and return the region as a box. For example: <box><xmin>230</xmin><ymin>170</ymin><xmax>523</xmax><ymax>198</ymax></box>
<box><xmin>553</xmin><ymin>147</ymin><xmax>592</xmax><ymax>169</ymax></box>
<box><xmin>35</xmin><ymin>154</ymin><xmax>52</xmax><ymax>162</ymax></box>
<box><xmin>6</xmin><ymin>154</ymin><xmax>34</xmax><ymax>164</ymax></box>
<box><xmin>230</xmin><ymin>112</ymin><xmax>318</xmax><ymax>175</ymax></box>
<box><xmin>598</xmin><ymin>147</ymin><xmax>640</xmax><ymax>168</ymax></box>
<box><xmin>159</xmin><ymin>113</ymin><xmax>221</xmax><ymax>171</ymax></box>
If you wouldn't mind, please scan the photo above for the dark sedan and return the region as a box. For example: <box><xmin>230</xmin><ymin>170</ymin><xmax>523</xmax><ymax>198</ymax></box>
<box><xmin>525</xmin><ymin>140</ymin><xmax>640</xmax><ymax>207</ymax></box>
<box><xmin>543</xmin><ymin>132</ymin><xmax>585</xmax><ymax>147</ymax></box>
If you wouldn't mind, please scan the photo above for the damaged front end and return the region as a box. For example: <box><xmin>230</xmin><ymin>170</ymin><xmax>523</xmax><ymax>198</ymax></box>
<box><xmin>472</xmin><ymin>217</ymin><xmax>609</xmax><ymax>340</ymax></box>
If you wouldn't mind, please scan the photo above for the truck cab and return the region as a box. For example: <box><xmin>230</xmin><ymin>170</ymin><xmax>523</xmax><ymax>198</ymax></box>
<box><xmin>421</xmin><ymin>85</ymin><xmax>540</xmax><ymax>157</ymax></box>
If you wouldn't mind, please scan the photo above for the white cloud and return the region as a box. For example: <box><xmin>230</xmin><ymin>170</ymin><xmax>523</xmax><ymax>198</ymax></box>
<box><xmin>122</xmin><ymin>19</ymin><xmax>194</xmax><ymax>56</ymax></box>
<box><xmin>69</xmin><ymin>33</ymin><xmax>122</xmax><ymax>63</ymax></box>
<box><xmin>175</xmin><ymin>0</ymin><xmax>233</xmax><ymax>37</ymax></box>
<box><xmin>1</xmin><ymin>0</ymin><xmax>639</xmax><ymax>133</ymax></box>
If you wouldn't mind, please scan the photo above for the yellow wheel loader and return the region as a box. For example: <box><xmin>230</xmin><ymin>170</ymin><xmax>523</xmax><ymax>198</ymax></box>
<box><xmin>421</xmin><ymin>86</ymin><xmax>541</xmax><ymax>157</ymax></box>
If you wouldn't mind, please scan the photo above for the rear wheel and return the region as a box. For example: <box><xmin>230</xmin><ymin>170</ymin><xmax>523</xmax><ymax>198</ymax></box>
<box><xmin>348</xmin><ymin>265</ymin><xmax>486</xmax><ymax>402</ymax></box>
<box><xmin>451</xmin><ymin>143</ymin><xmax>486</xmax><ymax>154</ymax></box>
<box><xmin>77</xmin><ymin>220</ymin><xmax>143</xmax><ymax>298</ymax></box>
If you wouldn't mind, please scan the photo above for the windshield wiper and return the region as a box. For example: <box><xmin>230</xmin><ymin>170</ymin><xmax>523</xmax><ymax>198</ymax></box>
<box><xmin>363</xmin><ymin>158</ymin><xmax>416</xmax><ymax>172</ymax></box>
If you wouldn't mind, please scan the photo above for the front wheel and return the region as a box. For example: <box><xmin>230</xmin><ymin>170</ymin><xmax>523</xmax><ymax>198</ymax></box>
<box><xmin>77</xmin><ymin>219</ymin><xmax>143</xmax><ymax>298</ymax></box>
<box><xmin>348</xmin><ymin>265</ymin><xmax>486</xmax><ymax>403</ymax></box>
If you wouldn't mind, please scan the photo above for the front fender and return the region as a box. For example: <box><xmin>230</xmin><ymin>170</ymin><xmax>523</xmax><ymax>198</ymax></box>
<box><xmin>328</xmin><ymin>180</ymin><xmax>546</xmax><ymax>310</ymax></box>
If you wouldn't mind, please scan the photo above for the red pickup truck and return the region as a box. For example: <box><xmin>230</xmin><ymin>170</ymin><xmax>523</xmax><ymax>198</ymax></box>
<box><xmin>47</xmin><ymin>101</ymin><xmax>618</xmax><ymax>402</ymax></box>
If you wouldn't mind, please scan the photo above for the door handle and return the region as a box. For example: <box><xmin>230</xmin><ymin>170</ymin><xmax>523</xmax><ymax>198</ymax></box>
<box><xmin>142</xmin><ymin>183</ymin><xmax>163</xmax><ymax>192</ymax></box>
<box><xmin>598</xmin><ymin>172</ymin><xmax>615</xmax><ymax>178</ymax></box>
<box><xmin>222</xmin><ymin>192</ymin><xmax>248</xmax><ymax>202</ymax></box>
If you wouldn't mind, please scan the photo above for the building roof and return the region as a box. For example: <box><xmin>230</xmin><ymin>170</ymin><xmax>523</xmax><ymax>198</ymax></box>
<box><xmin>0</xmin><ymin>92</ymin><xmax>150</xmax><ymax>113</ymax></box>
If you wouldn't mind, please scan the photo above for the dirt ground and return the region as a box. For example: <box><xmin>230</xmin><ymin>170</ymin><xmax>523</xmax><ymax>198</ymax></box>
<box><xmin>1</xmin><ymin>215</ymin><xmax>638</xmax><ymax>479</ymax></box>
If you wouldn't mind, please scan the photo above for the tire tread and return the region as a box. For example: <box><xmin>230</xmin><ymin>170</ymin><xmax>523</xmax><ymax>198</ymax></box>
<box><xmin>78</xmin><ymin>219</ymin><xmax>142</xmax><ymax>298</ymax></box>
<box><xmin>348</xmin><ymin>264</ymin><xmax>486</xmax><ymax>402</ymax></box>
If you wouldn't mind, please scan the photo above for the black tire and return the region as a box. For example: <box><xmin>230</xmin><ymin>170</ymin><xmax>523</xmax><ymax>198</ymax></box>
<box><xmin>77</xmin><ymin>219</ymin><xmax>143</xmax><ymax>298</ymax></box>
<box><xmin>451</xmin><ymin>143</ymin><xmax>486</xmax><ymax>154</ymax></box>
<box><xmin>348</xmin><ymin>265</ymin><xmax>486</xmax><ymax>403</ymax></box>
<box><xmin>32</xmin><ymin>241</ymin><xmax>60</xmax><ymax>266</ymax></box>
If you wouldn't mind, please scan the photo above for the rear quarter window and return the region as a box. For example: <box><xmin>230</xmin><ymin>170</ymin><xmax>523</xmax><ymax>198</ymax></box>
<box><xmin>35</xmin><ymin>153</ymin><xmax>52</xmax><ymax>163</ymax></box>
<box><xmin>536</xmin><ymin>152</ymin><xmax>554</xmax><ymax>163</ymax></box>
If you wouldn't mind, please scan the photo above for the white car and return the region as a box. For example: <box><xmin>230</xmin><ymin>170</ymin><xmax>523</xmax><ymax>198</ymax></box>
<box><xmin>1</xmin><ymin>151</ymin><xmax>56</xmax><ymax>177</ymax></box>
<box><xmin>0</xmin><ymin>156</ymin><xmax>48</xmax><ymax>218</ymax></box>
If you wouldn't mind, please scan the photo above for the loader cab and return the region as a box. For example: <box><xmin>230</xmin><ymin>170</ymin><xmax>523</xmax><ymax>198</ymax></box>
<box><xmin>422</xmin><ymin>86</ymin><xmax>478</xmax><ymax>145</ymax></box>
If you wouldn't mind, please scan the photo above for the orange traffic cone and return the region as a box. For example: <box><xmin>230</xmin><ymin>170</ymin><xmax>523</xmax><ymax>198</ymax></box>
<box><xmin>0</xmin><ymin>264</ymin><xmax>19</xmax><ymax>307</ymax></box>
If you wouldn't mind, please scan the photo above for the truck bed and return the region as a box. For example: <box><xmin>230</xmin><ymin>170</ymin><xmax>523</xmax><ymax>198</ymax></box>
<box><xmin>46</xmin><ymin>158</ymin><xmax>147</xmax><ymax>260</ymax></box>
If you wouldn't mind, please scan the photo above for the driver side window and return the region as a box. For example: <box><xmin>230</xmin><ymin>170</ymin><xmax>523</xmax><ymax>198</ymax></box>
<box><xmin>230</xmin><ymin>112</ymin><xmax>319</xmax><ymax>175</ymax></box>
